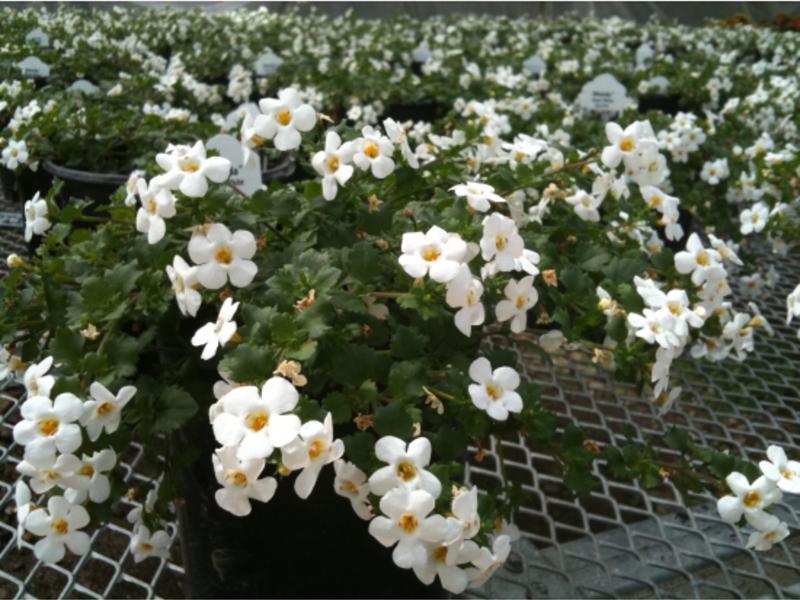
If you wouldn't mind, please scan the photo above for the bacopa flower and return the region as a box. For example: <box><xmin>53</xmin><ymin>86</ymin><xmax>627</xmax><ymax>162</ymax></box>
<box><xmin>23</xmin><ymin>356</ymin><xmax>55</xmax><ymax>399</ymax></box>
<box><xmin>495</xmin><ymin>276</ymin><xmax>538</xmax><ymax>333</ymax></box>
<box><xmin>480</xmin><ymin>213</ymin><xmax>524</xmax><ymax>270</ymax></box>
<box><xmin>2</xmin><ymin>139</ymin><xmax>29</xmax><ymax>169</ymax></box>
<box><xmin>155</xmin><ymin>140</ymin><xmax>231</xmax><ymax>198</ymax></box>
<box><xmin>80</xmin><ymin>382</ymin><xmax>137</xmax><ymax>442</ymax></box>
<box><xmin>212</xmin><ymin>377</ymin><xmax>301</xmax><ymax>461</ymax></box>
<box><xmin>368</xmin><ymin>487</ymin><xmax>449</xmax><ymax>569</ymax></box>
<box><xmin>15</xmin><ymin>482</ymin><xmax>33</xmax><ymax>549</ymax></box>
<box><xmin>445</xmin><ymin>265</ymin><xmax>485</xmax><ymax>337</ymax></box>
<box><xmin>353</xmin><ymin>125</ymin><xmax>395</xmax><ymax>179</ymax></box>
<box><xmin>311</xmin><ymin>130</ymin><xmax>355</xmax><ymax>201</ymax></box>
<box><xmin>740</xmin><ymin>202</ymin><xmax>769</xmax><ymax>235</ymax></box>
<box><xmin>62</xmin><ymin>449</ymin><xmax>117</xmax><ymax>504</ymax></box>
<box><xmin>717</xmin><ymin>472</ymin><xmax>782</xmax><ymax>526</ymax></box>
<box><xmin>17</xmin><ymin>452</ymin><xmax>82</xmax><ymax>494</ymax></box>
<box><xmin>212</xmin><ymin>445</ymin><xmax>278</xmax><ymax>516</ymax></box>
<box><xmin>13</xmin><ymin>393</ymin><xmax>84</xmax><ymax>461</ymax></box>
<box><xmin>191</xmin><ymin>297</ymin><xmax>240</xmax><ymax>360</ymax></box>
<box><xmin>674</xmin><ymin>233</ymin><xmax>725</xmax><ymax>286</ymax></box>
<box><xmin>24</xmin><ymin>496</ymin><xmax>91</xmax><ymax>563</ymax></box>
<box><xmin>398</xmin><ymin>226</ymin><xmax>467</xmax><ymax>283</ymax></box>
<box><xmin>565</xmin><ymin>190</ymin><xmax>602</xmax><ymax>222</ymax></box>
<box><xmin>188</xmin><ymin>223</ymin><xmax>257</xmax><ymax>290</ymax></box>
<box><xmin>135</xmin><ymin>179</ymin><xmax>176</xmax><ymax>245</ymax></box>
<box><xmin>450</xmin><ymin>182</ymin><xmax>506</xmax><ymax>213</ymax></box>
<box><xmin>384</xmin><ymin>117</ymin><xmax>419</xmax><ymax>168</ymax></box>
<box><xmin>444</xmin><ymin>486</ymin><xmax>481</xmax><ymax>550</ymax></box>
<box><xmin>281</xmin><ymin>412</ymin><xmax>344</xmax><ymax>499</ymax></box>
<box><xmin>333</xmin><ymin>459</ymin><xmax>372</xmax><ymax>520</ymax></box>
<box><xmin>759</xmin><ymin>445</ymin><xmax>800</xmax><ymax>494</ymax></box>
<box><xmin>20</xmin><ymin>188</ymin><xmax>50</xmax><ymax>242</ymax></box>
<box><xmin>414</xmin><ymin>540</ymin><xmax>481</xmax><ymax>594</ymax></box>
<box><xmin>255</xmin><ymin>87</ymin><xmax>317</xmax><ymax>151</ymax></box>
<box><xmin>166</xmin><ymin>255</ymin><xmax>201</xmax><ymax>317</ymax></box>
<box><xmin>468</xmin><ymin>534</ymin><xmax>512</xmax><ymax>586</ymax></box>
<box><xmin>467</xmin><ymin>357</ymin><xmax>523</xmax><ymax>421</ymax></box>
<box><xmin>746</xmin><ymin>515</ymin><xmax>790</xmax><ymax>551</ymax></box>
<box><xmin>130</xmin><ymin>525</ymin><xmax>172</xmax><ymax>563</ymax></box>
<box><xmin>369</xmin><ymin>436</ymin><xmax>442</xmax><ymax>498</ymax></box>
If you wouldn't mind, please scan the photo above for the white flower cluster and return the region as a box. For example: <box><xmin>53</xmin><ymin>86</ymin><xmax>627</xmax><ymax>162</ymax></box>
<box><xmin>656</xmin><ymin>111</ymin><xmax>707</xmax><ymax>164</ymax></box>
<box><xmin>716</xmin><ymin>445</ymin><xmax>800</xmax><ymax>552</ymax></box>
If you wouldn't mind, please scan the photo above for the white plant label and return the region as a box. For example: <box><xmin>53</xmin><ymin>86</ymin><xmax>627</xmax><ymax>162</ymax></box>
<box><xmin>254</xmin><ymin>51</ymin><xmax>283</xmax><ymax>77</ymax></box>
<box><xmin>26</xmin><ymin>28</ymin><xmax>49</xmax><ymax>47</ymax></box>
<box><xmin>207</xmin><ymin>134</ymin><xmax>261</xmax><ymax>196</ymax></box>
<box><xmin>412</xmin><ymin>45</ymin><xmax>432</xmax><ymax>63</ymax></box>
<box><xmin>18</xmin><ymin>56</ymin><xmax>50</xmax><ymax>79</ymax></box>
<box><xmin>636</xmin><ymin>43</ymin><xmax>654</xmax><ymax>67</ymax></box>
<box><xmin>647</xmin><ymin>76</ymin><xmax>669</xmax><ymax>94</ymax></box>
<box><xmin>69</xmin><ymin>79</ymin><xmax>99</xmax><ymax>94</ymax></box>
<box><xmin>224</xmin><ymin>102</ymin><xmax>260</xmax><ymax>132</ymax></box>
<box><xmin>523</xmin><ymin>55</ymin><xmax>546</xmax><ymax>75</ymax></box>
<box><xmin>579</xmin><ymin>73</ymin><xmax>626</xmax><ymax>114</ymax></box>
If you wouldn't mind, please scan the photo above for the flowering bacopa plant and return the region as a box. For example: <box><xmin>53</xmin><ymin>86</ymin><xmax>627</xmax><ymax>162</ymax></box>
<box><xmin>2</xmin><ymin>4</ymin><xmax>800</xmax><ymax>593</ymax></box>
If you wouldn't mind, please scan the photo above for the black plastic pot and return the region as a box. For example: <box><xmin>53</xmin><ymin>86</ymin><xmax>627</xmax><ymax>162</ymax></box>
<box><xmin>638</xmin><ymin>94</ymin><xmax>682</xmax><ymax>116</ymax></box>
<box><xmin>262</xmin><ymin>154</ymin><xmax>298</xmax><ymax>185</ymax></box>
<box><xmin>173</xmin><ymin>419</ymin><xmax>447</xmax><ymax>599</ymax></box>
<box><xmin>42</xmin><ymin>160</ymin><xmax>128</xmax><ymax>210</ymax></box>
<box><xmin>0</xmin><ymin>166</ymin><xmax>15</xmax><ymax>201</ymax></box>
<box><xmin>386</xmin><ymin>102</ymin><xmax>446</xmax><ymax>124</ymax></box>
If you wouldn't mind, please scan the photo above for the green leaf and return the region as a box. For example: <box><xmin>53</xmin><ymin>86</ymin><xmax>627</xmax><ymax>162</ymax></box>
<box><xmin>43</xmin><ymin>277</ymin><xmax>67</xmax><ymax>328</ymax></box>
<box><xmin>664</xmin><ymin>426</ymin><xmax>693</xmax><ymax>455</ymax></box>
<box><xmin>343</xmin><ymin>432</ymin><xmax>376</xmax><ymax>473</ymax></box>
<box><xmin>604</xmin><ymin>258</ymin><xmax>644</xmax><ymax>285</ymax></box>
<box><xmin>581</xmin><ymin>251</ymin><xmax>612</xmax><ymax>273</ymax></box>
<box><xmin>219</xmin><ymin>345</ymin><xmax>275</xmax><ymax>384</ymax></box>
<box><xmin>604</xmin><ymin>445</ymin><xmax>635</xmax><ymax>479</ymax></box>
<box><xmin>50</xmin><ymin>327</ymin><xmax>85</xmax><ymax>366</ymax></box>
<box><xmin>330</xmin><ymin>343</ymin><xmax>377</xmax><ymax>387</ymax></box>
<box><xmin>80</xmin><ymin>276</ymin><xmax>115</xmax><ymax>311</ymax></box>
<box><xmin>373</xmin><ymin>401</ymin><xmax>415</xmax><ymax>440</ymax></box>
<box><xmin>294</xmin><ymin>396</ymin><xmax>327</xmax><ymax>423</ymax></box>
<box><xmin>562</xmin><ymin>423</ymin><xmax>585</xmax><ymax>450</ymax></box>
<box><xmin>482</xmin><ymin>347</ymin><xmax>517</xmax><ymax>369</ymax></box>
<box><xmin>103</xmin><ymin>334</ymin><xmax>139</xmax><ymax>378</ymax></box>
<box><xmin>347</xmin><ymin>242</ymin><xmax>381</xmax><ymax>283</ymax></box>
<box><xmin>390</xmin><ymin>326</ymin><xmax>427</xmax><ymax>360</ymax></box>
<box><xmin>285</xmin><ymin>340</ymin><xmax>318</xmax><ymax>361</ymax></box>
<box><xmin>605</xmin><ymin>314</ymin><xmax>628</xmax><ymax>343</ymax></box>
<box><xmin>650</xmin><ymin>248</ymin><xmax>674</xmax><ymax>272</ymax></box>
<box><xmin>387</xmin><ymin>361</ymin><xmax>426</xmax><ymax>400</ymax></box>
<box><xmin>153</xmin><ymin>386</ymin><xmax>198</xmax><ymax>434</ymax></box>
<box><xmin>564</xmin><ymin>465</ymin><xmax>595</xmax><ymax>498</ymax></box>
<box><xmin>560</xmin><ymin>265</ymin><xmax>595</xmax><ymax>302</ymax></box>
<box><xmin>322</xmin><ymin>392</ymin><xmax>352</xmax><ymax>424</ymax></box>
<box><xmin>433</xmin><ymin>425</ymin><xmax>468</xmax><ymax>462</ymax></box>
<box><xmin>329</xmin><ymin>291</ymin><xmax>368</xmax><ymax>314</ymax></box>
<box><xmin>105</xmin><ymin>261</ymin><xmax>141</xmax><ymax>296</ymax></box>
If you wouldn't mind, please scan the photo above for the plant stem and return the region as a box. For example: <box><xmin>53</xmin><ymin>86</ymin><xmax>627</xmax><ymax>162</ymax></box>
<box><xmin>496</xmin><ymin>437</ymin><xmax>511</xmax><ymax>497</ymax></box>
<box><xmin>428</xmin><ymin>388</ymin><xmax>468</xmax><ymax>405</ymax></box>
<box><xmin>369</xmin><ymin>291</ymin><xmax>405</xmax><ymax>298</ymax></box>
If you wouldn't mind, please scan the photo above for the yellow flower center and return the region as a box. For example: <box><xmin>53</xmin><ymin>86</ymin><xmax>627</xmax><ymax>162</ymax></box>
<box><xmin>246</xmin><ymin>412</ymin><xmax>269</xmax><ymax>432</ymax></box>
<box><xmin>251</xmin><ymin>134</ymin><xmax>266</xmax><ymax>146</ymax></box>
<box><xmin>147</xmin><ymin>197</ymin><xmax>158</xmax><ymax>214</ymax></box>
<box><xmin>179</xmin><ymin>158</ymin><xmax>200</xmax><ymax>173</ymax></box>
<box><xmin>38</xmin><ymin>418</ymin><xmax>59</xmax><ymax>436</ymax></box>
<box><xmin>744</xmin><ymin>491</ymin><xmax>761</xmax><ymax>509</ymax></box>
<box><xmin>52</xmin><ymin>519</ymin><xmax>69</xmax><ymax>535</ymax></box>
<box><xmin>422</xmin><ymin>245</ymin><xmax>441</xmax><ymax>262</ymax></box>
<box><xmin>79</xmin><ymin>465</ymin><xmax>95</xmax><ymax>478</ymax></box>
<box><xmin>515</xmin><ymin>295</ymin><xmax>528</xmax><ymax>310</ymax></box>
<box><xmin>327</xmin><ymin>156</ymin><xmax>340</xmax><ymax>172</ymax></box>
<box><xmin>308</xmin><ymin>439</ymin><xmax>326</xmax><ymax>461</ymax></box>
<box><xmin>11</xmin><ymin>149</ymin><xmax>19</xmax><ymax>157</ymax></box>
<box><xmin>339</xmin><ymin>481</ymin><xmax>359</xmax><ymax>496</ymax></box>
<box><xmin>496</xmin><ymin>235</ymin><xmax>508</xmax><ymax>251</ymax></box>
<box><xmin>433</xmin><ymin>546</ymin><xmax>448</xmax><ymax>563</ymax></box>
<box><xmin>696</xmin><ymin>253</ymin><xmax>710</xmax><ymax>267</ymax></box>
<box><xmin>398</xmin><ymin>513</ymin><xmax>418</xmax><ymax>533</ymax></box>
<box><xmin>619</xmin><ymin>138</ymin><xmax>635</xmax><ymax>152</ymax></box>
<box><xmin>467</xmin><ymin>289</ymin><xmax>477</xmax><ymax>307</ymax></box>
<box><xmin>215</xmin><ymin>246</ymin><xmax>233</xmax><ymax>265</ymax></box>
<box><xmin>276</xmin><ymin>110</ymin><xmax>292</xmax><ymax>126</ymax></box>
<box><xmin>781</xmin><ymin>468</ymin><xmax>792</xmax><ymax>479</ymax></box>
<box><xmin>226</xmin><ymin>471</ymin><xmax>248</xmax><ymax>487</ymax></box>
<box><xmin>97</xmin><ymin>402</ymin><xmax>115</xmax><ymax>415</ymax></box>
<box><xmin>667</xmin><ymin>304</ymin><xmax>682</xmax><ymax>317</ymax></box>
<box><xmin>396</xmin><ymin>461</ymin><xmax>417</xmax><ymax>482</ymax></box>
<box><xmin>139</xmin><ymin>543</ymin><xmax>154</xmax><ymax>552</ymax></box>
<box><xmin>486</xmin><ymin>383</ymin><xmax>503</xmax><ymax>401</ymax></box>
<box><xmin>364</xmin><ymin>143</ymin><xmax>379</xmax><ymax>159</ymax></box>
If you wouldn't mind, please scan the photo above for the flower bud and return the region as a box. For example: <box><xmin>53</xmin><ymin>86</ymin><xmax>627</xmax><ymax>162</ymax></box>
<box><xmin>7</xmin><ymin>254</ymin><xmax>28</xmax><ymax>269</ymax></box>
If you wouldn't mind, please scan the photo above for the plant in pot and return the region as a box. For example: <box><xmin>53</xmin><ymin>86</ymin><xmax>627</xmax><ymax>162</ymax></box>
<box><xmin>1</xmin><ymin>15</ymin><xmax>799</xmax><ymax>599</ymax></box>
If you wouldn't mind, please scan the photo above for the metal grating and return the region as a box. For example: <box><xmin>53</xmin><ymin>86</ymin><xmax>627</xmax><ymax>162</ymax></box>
<box><xmin>1</xmin><ymin>184</ymin><xmax>800</xmax><ymax>597</ymax></box>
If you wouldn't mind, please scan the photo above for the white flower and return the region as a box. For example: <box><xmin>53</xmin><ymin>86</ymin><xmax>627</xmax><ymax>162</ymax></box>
<box><xmin>759</xmin><ymin>445</ymin><xmax>800</xmax><ymax>494</ymax></box>
<box><xmin>188</xmin><ymin>223</ymin><xmax>257</xmax><ymax>290</ymax></box>
<box><xmin>281</xmin><ymin>412</ymin><xmax>344</xmax><ymax>499</ymax></box>
<box><xmin>124</xmin><ymin>170</ymin><xmax>145</xmax><ymax>206</ymax></box>
<box><xmin>413</xmin><ymin>540</ymin><xmax>481</xmax><ymax>594</ymax></box>
<box><xmin>80</xmin><ymin>382</ymin><xmax>137</xmax><ymax>442</ymax></box>
<box><xmin>445</xmin><ymin>265</ymin><xmax>485</xmax><ymax>337</ymax></box>
<box><xmin>565</xmin><ymin>190</ymin><xmax>602</xmax><ymax>222</ymax></box>
<box><xmin>480</xmin><ymin>213</ymin><xmax>524</xmax><ymax>271</ymax></box>
<box><xmin>333</xmin><ymin>459</ymin><xmax>372</xmax><ymax>520</ymax></box>
<box><xmin>130</xmin><ymin>525</ymin><xmax>172</xmax><ymax>563</ymax></box>
<box><xmin>23</xmin><ymin>192</ymin><xmax>53</xmax><ymax>242</ymax></box>
<box><xmin>155</xmin><ymin>140</ymin><xmax>231</xmax><ymax>198</ymax></box>
<box><xmin>62</xmin><ymin>449</ymin><xmax>117</xmax><ymax>504</ymax></box>
<box><xmin>192</xmin><ymin>297</ymin><xmax>240</xmax><ymax>360</ymax></box>
<box><xmin>787</xmin><ymin>284</ymin><xmax>800</xmax><ymax>326</ymax></box>
<box><xmin>384</xmin><ymin>117</ymin><xmax>419</xmax><ymax>168</ymax></box>
<box><xmin>717</xmin><ymin>472</ymin><xmax>782</xmax><ymax>526</ymax></box>
<box><xmin>212</xmin><ymin>377</ymin><xmax>301</xmax><ymax>461</ymax></box>
<box><xmin>398</xmin><ymin>226</ymin><xmax>467</xmax><ymax>283</ymax></box>
<box><xmin>746</xmin><ymin>515</ymin><xmax>790</xmax><ymax>551</ymax></box>
<box><xmin>15</xmin><ymin>482</ymin><xmax>34</xmax><ymax>549</ymax></box>
<box><xmin>450</xmin><ymin>182</ymin><xmax>506</xmax><ymax>213</ymax></box>
<box><xmin>353</xmin><ymin>125</ymin><xmax>395</xmax><ymax>179</ymax></box>
<box><xmin>369</xmin><ymin>436</ymin><xmax>442</xmax><ymax>498</ymax></box>
<box><xmin>13</xmin><ymin>394</ymin><xmax>84</xmax><ymax>461</ymax></box>
<box><xmin>627</xmin><ymin>309</ymin><xmax>681</xmax><ymax>349</ymax></box>
<box><xmin>444</xmin><ymin>486</ymin><xmax>481</xmax><ymax>550</ymax></box>
<box><xmin>739</xmin><ymin>202</ymin><xmax>769</xmax><ymax>235</ymax></box>
<box><xmin>311</xmin><ymin>130</ymin><xmax>356</xmax><ymax>201</ymax></box>
<box><xmin>468</xmin><ymin>534</ymin><xmax>512</xmax><ymax>586</ymax></box>
<box><xmin>674</xmin><ymin>233</ymin><xmax>725</xmax><ymax>286</ymax></box>
<box><xmin>126</xmin><ymin>489</ymin><xmax>158</xmax><ymax>530</ymax></box>
<box><xmin>495</xmin><ymin>276</ymin><xmax>538</xmax><ymax>333</ymax></box>
<box><xmin>212</xmin><ymin>445</ymin><xmax>278</xmax><ymax>516</ymax></box>
<box><xmin>368</xmin><ymin>487</ymin><xmax>449</xmax><ymax>569</ymax></box>
<box><xmin>24</xmin><ymin>496</ymin><xmax>91</xmax><ymax>563</ymax></box>
<box><xmin>23</xmin><ymin>356</ymin><xmax>55</xmax><ymax>399</ymax></box>
<box><xmin>17</xmin><ymin>452</ymin><xmax>82</xmax><ymax>494</ymax></box>
<box><xmin>255</xmin><ymin>88</ymin><xmax>317</xmax><ymax>151</ymax></box>
<box><xmin>2</xmin><ymin>139</ymin><xmax>29</xmax><ymax>169</ymax></box>
<box><xmin>601</xmin><ymin>121</ymin><xmax>657</xmax><ymax>169</ymax></box>
<box><xmin>135</xmin><ymin>179</ymin><xmax>176</xmax><ymax>245</ymax></box>
<box><xmin>467</xmin><ymin>357</ymin><xmax>523</xmax><ymax>421</ymax></box>
<box><xmin>166</xmin><ymin>255</ymin><xmax>201</xmax><ymax>317</ymax></box>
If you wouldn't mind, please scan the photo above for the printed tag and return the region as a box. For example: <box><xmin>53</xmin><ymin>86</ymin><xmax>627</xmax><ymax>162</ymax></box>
<box><xmin>69</xmin><ymin>79</ymin><xmax>100</xmax><ymax>94</ymax></box>
<box><xmin>647</xmin><ymin>76</ymin><xmax>669</xmax><ymax>94</ymax></box>
<box><xmin>17</xmin><ymin>56</ymin><xmax>50</xmax><ymax>79</ymax></box>
<box><xmin>579</xmin><ymin>73</ymin><xmax>627</xmax><ymax>114</ymax></box>
<box><xmin>523</xmin><ymin>55</ymin><xmax>546</xmax><ymax>75</ymax></box>
<box><xmin>26</xmin><ymin>28</ymin><xmax>49</xmax><ymax>47</ymax></box>
<box><xmin>411</xmin><ymin>45</ymin><xmax>432</xmax><ymax>63</ymax></box>
<box><xmin>636</xmin><ymin>43</ymin><xmax>654</xmax><ymax>67</ymax></box>
<box><xmin>225</xmin><ymin>103</ymin><xmax>260</xmax><ymax>132</ymax></box>
<box><xmin>207</xmin><ymin>134</ymin><xmax>261</xmax><ymax>197</ymax></box>
<box><xmin>254</xmin><ymin>51</ymin><xmax>283</xmax><ymax>77</ymax></box>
